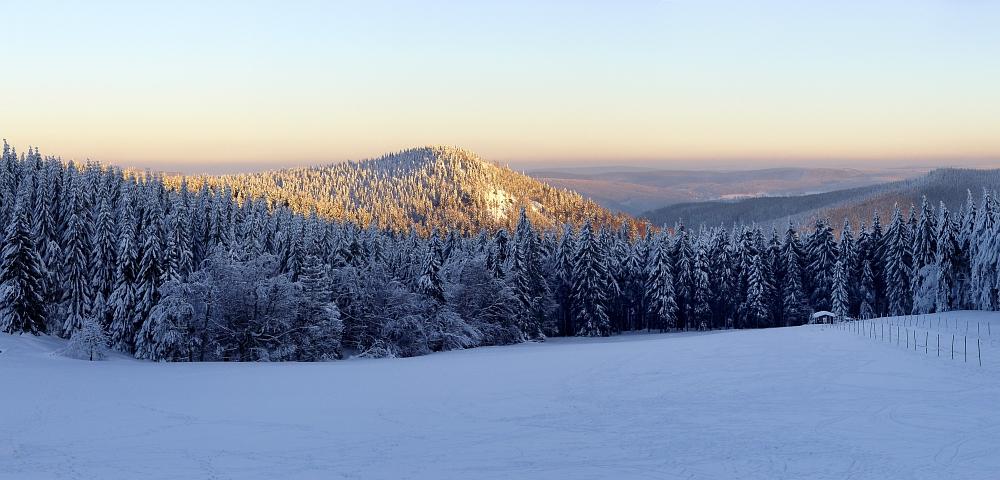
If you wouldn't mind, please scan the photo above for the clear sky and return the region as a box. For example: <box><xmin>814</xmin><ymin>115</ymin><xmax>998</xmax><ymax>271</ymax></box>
<box><xmin>3</xmin><ymin>0</ymin><xmax>1000</xmax><ymax>172</ymax></box>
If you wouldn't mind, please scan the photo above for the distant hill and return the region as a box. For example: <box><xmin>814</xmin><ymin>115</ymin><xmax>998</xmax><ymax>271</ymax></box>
<box><xmin>166</xmin><ymin>146</ymin><xmax>642</xmax><ymax>234</ymax></box>
<box><xmin>530</xmin><ymin>166</ymin><xmax>922</xmax><ymax>215</ymax></box>
<box><xmin>642</xmin><ymin>168</ymin><xmax>1000</xmax><ymax>230</ymax></box>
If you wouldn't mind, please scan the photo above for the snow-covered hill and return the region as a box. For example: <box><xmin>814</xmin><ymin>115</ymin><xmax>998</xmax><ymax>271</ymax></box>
<box><xmin>165</xmin><ymin>146</ymin><xmax>641</xmax><ymax>234</ymax></box>
<box><xmin>4</xmin><ymin>312</ymin><xmax>999</xmax><ymax>480</ymax></box>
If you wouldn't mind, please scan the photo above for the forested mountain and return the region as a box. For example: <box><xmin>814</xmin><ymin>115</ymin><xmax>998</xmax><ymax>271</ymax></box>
<box><xmin>643</xmin><ymin>168</ymin><xmax>1000</xmax><ymax>231</ymax></box>
<box><xmin>163</xmin><ymin>146</ymin><xmax>641</xmax><ymax>235</ymax></box>
<box><xmin>3</xmin><ymin>141</ymin><xmax>1000</xmax><ymax>363</ymax></box>
<box><xmin>533</xmin><ymin>166</ymin><xmax>920</xmax><ymax>215</ymax></box>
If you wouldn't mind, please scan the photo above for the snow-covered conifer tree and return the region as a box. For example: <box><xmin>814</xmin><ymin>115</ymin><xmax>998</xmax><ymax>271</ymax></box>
<box><xmin>831</xmin><ymin>260</ymin><xmax>849</xmax><ymax>320</ymax></box>
<box><xmin>0</xmin><ymin>185</ymin><xmax>47</xmax><ymax>334</ymax></box>
<box><xmin>645</xmin><ymin>236</ymin><xmax>677</xmax><ymax>332</ymax></box>
<box><xmin>572</xmin><ymin>221</ymin><xmax>610</xmax><ymax>336</ymax></box>
<box><xmin>554</xmin><ymin>226</ymin><xmax>576</xmax><ymax>335</ymax></box>
<box><xmin>911</xmin><ymin>198</ymin><xmax>937</xmax><ymax>313</ymax></box>
<box><xmin>935</xmin><ymin>203</ymin><xmax>960</xmax><ymax>312</ymax></box>
<box><xmin>971</xmin><ymin>191</ymin><xmax>998</xmax><ymax>310</ymax></box>
<box><xmin>671</xmin><ymin>225</ymin><xmax>695</xmax><ymax>329</ymax></box>
<box><xmin>707</xmin><ymin>228</ymin><xmax>732</xmax><ymax>328</ymax></box>
<box><xmin>806</xmin><ymin>219</ymin><xmax>838</xmax><ymax>310</ymax></box>
<box><xmin>692</xmin><ymin>243</ymin><xmax>712</xmax><ymax>329</ymax></box>
<box><xmin>294</xmin><ymin>254</ymin><xmax>343</xmax><ymax>360</ymax></box>
<box><xmin>108</xmin><ymin>192</ymin><xmax>141</xmax><ymax>352</ymax></box>
<box><xmin>859</xmin><ymin>260</ymin><xmax>876</xmax><ymax>319</ymax></box>
<box><xmin>745</xmin><ymin>252</ymin><xmax>771</xmax><ymax>328</ymax></box>
<box><xmin>882</xmin><ymin>206</ymin><xmax>913</xmax><ymax>315</ymax></box>
<box><xmin>510</xmin><ymin>209</ymin><xmax>551</xmax><ymax>339</ymax></box>
<box><xmin>134</xmin><ymin>195</ymin><xmax>165</xmax><ymax>341</ymax></box>
<box><xmin>90</xmin><ymin>194</ymin><xmax>118</xmax><ymax>321</ymax></box>
<box><xmin>417</xmin><ymin>236</ymin><xmax>446</xmax><ymax>303</ymax></box>
<box><xmin>58</xmin><ymin>191</ymin><xmax>94</xmax><ymax>337</ymax></box>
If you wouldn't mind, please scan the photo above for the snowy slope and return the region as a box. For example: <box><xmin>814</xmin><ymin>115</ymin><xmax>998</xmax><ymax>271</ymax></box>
<box><xmin>3</xmin><ymin>312</ymin><xmax>1000</xmax><ymax>480</ymax></box>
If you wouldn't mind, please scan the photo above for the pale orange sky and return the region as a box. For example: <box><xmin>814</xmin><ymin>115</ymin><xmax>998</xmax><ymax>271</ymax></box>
<box><xmin>3</xmin><ymin>1</ymin><xmax>999</xmax><ymax>173</ymax></box>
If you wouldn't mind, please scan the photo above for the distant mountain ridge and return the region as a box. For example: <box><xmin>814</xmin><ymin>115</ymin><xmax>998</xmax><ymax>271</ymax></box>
<box><xmin>530</xmin><ymin>166</ymin><xmax>923</xmax><ymax>215</ymax></box>
<box><xmin>643</xmin><ymin>168</ymin><xmax>1000</xmax><ymax>230</ymax></box>
<box><xmin>165</xmin><ymin>146</ymin><xmax>642</xmax><ymax>234</ymax></box>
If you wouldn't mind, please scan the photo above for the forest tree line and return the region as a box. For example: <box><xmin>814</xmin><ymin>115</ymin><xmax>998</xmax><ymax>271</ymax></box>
<box><xmin>2</xmin><ymin>143</ymin><xmax>999</xmax><ymax>361</ymax></box>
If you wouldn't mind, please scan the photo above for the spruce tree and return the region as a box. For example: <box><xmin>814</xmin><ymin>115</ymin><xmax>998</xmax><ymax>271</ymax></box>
<box><xmin>869</xmin><ymin>212</ymin><xmax>887</xmax><ymax>315</ymax></box>
<box><xmin>806</xmin><ymin>219</ymin><xmax>838</xmax><ymax>310</ymax></box>
<box><xmin>958</xmin><ymin>190</ymin><xmax>977</xmax><ymax>308</ymax></box>
<box><xmin>691</xmin><ymin>244</ymin><xmax>712</xmax><ymax>330</ymax></box>
<box><xmin>781</xmin><ymin>236</ymin><xmax>808</xmax><ymax>326</ymax></box>
<box><xmin>31</xmin><ymin>165</ymin><xmax>56</xmax><ymax>263</ymax></box>
<box><xmin>707</xmin><ymin>228</ymin><xmax>733</xmax><ymax>329</ymax></box>
<box><xmin>135</xmin><ymin>195</ymin><xmax>165</xmax><ymax>330</ymax></box>
<box><xmin>912</xmin><ymin>197</ymin><xmax>938</xmax><ymax>272</ymax></box>
<box><xmin>489</xmin><ymin>229</ymin><xmax>511</xmax><ymax>278</ymax></box>
<box><xmin>109</xmin><ymin>196</ymin><xmax>140</xmax><ymax>352</ymax></box>
<box><xmin>417</xmin><ymin>236</ymin><xmax>445</xmax><ymax>303</ymax></box>
<box><xmin>883</xmin><ymin>206</ymin><xmax>913</xmax><ymax>315</ymax></box>
<box><xmin>859</xmin><ymin>260</ymin><xmax>876</xmax><ymax>319</ymax></box>
<box><xmin>294</xmin><ymin>254</ymin><xmax>343</xmax><ymax>360</ymax></box>
<box><xmin>971</xmin><ymin>191</ymin><xmax>998</xmax><ymax>309</ymax></box>
<box><xmin>732</xmin><ymin>228</ymin><xmax>756</xmax><ymax>327</ymax></box>
<box><xmin>162</xmin><ymin>201</ymin><xmax>193</xmax><ymax>284</ymax></box>
<box><xmin>745</xmin><ymin>252</ymin><xmax>771</xmax><ymax>328</ymax></box>
<box><xmin>571</xmin><ymin>221</ymin><xmax>610</xmax><ymax>336</ymax></box>
<box><xmin>935</xmin><ymin>203</ymin><xmax>959</xmax><ymax>312</ymax></box>
<box><xmin>554</xmin><ymin>226</ymin><xmax>576</xmax><ymax>335</ymax></box>
<box><xmin>510</xmin><ymin>209</ymin><xmax>549</xmax><ymax>339</ymax></box>
<box><xmin>90</xmin><ymin>195</ymin><xmax>118</xmax><ymax>315</ymax></box>
<box><xmin>59</xmin><ymin>199</ymin><xmax>94</xmax><ymax>338</ymax></box>
<box><xmin>839</xmin><ymin>220</ymin><xmax>859</xmax><ymax>316</ymax></box>
<box><xmin>831</xmin><ymin>260</ymin><xmax>849</xmax><ymax>320</ymax></box>
<box><xmin>0</xmin><ymin>185</ymin><xmax>47</xmax><ymax>334</ymax></box>
<box><xmin>671</xmin><ymin>226</ymin><xmax>695</xmax><ymax>330</ymax></box>
<box><xmin>645</xmin><ymin>237</ymin><xmax>677</xmax><ymax>332</ymax></box>
<box><xmin>911</xmin><ymin>198</ymin><xmax>937</xmax><ymax>312</ymax></box>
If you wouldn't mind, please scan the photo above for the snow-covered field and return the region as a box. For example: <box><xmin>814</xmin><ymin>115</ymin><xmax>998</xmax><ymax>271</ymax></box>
<box><xmin>3</xmin><ymin>312</ymin><xmax>1000</xmax><ymax>480</ymax></box>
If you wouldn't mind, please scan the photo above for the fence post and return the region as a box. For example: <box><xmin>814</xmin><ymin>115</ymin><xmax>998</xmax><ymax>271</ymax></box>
<box><xmin>937</xmin><ymin>334</ymin><xmax>940</xmax><ymax>357</ymax></box>
<box><xmin>906</xmin><ymin>329</ymin><xmax>909</xmax><ymax>349</ymax></box>
<box><xmin>964</xmin><ymin>336</ymin><xmax>967</xmax><ymax>363</ymax></box>
<box><xmin>979</xmin><ymin>338</ymin><xmax>982</xmax><ymax>367</ymax></box>
<box><xmin>925</xmin><ymin>332</ymin><xmax>928</xmax><ymax>354</ymax></box>
<box><xmin>951</xmin><ymin>335</ymin><xmax>955</xmax><ymax>359</ymax></box>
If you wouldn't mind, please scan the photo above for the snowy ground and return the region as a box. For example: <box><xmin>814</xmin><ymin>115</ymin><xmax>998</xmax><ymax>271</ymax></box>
<box><xmin>3</xmin><ymin>312</ymin><xmax>1000</xmax><ymax>480</ymax></box>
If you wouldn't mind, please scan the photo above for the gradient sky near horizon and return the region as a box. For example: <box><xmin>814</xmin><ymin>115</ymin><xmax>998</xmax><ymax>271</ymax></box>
<box><xmin>3</xmin><ymin>0</ymin><xmax>1000</xmax><ymax>172</ymax></box>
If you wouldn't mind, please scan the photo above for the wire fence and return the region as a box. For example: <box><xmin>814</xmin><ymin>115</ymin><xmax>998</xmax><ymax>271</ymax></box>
<box><xmin>830</xmin><ymin>314</ymin><xmax>1000</xmax><ymax>368</ymax></box>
